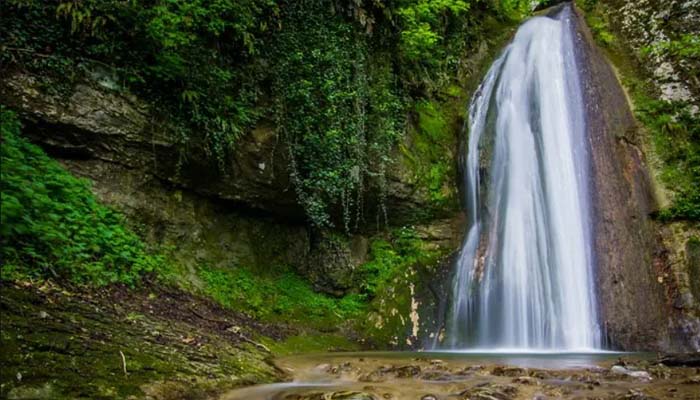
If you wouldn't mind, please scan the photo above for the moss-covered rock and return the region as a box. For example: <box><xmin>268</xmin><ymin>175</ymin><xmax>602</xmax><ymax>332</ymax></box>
<box><xmin>354</xmin><ymin>221</ymin><xmax>461</xmax><ymax>349</ymax></box>
<box><xmin>0</xmin><ymin>282</ymin><xmax>284</xmax><ymax>399</ymax></box>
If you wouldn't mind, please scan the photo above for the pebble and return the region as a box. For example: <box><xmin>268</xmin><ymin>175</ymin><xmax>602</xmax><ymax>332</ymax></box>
<box><xmin>611</xmin><ymin>365</ymin><xmax>652</xmax><ymax>381</ymax></box>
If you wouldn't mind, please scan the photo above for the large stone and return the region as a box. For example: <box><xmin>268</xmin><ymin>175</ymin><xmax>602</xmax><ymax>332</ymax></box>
<box><xmin>301</xmin><ymin>232</ymin><xmax>369</xmax><ymax>296</ymax></box>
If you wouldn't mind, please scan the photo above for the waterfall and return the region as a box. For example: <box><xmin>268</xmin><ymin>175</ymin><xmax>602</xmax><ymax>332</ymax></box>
<box><xmin>447</xmin><ymin>5</ymin><xmax>601</xmax><ymax>351</ymax></box>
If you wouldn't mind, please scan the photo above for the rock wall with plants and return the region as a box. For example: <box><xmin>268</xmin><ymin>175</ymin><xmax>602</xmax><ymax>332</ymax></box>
<box><xmin>578</xmin><ymin>0</ymin><xmax>700</xmax><ymax>351</ymax></box>
<box><xmin>0</xmin><ymin>2</ymin><xmax>538</xmax><ymax>375</ymax></box>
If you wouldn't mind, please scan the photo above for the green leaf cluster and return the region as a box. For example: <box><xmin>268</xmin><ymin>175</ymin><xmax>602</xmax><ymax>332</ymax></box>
<box><xmin>0</xmin><ymin>108</ymin><xmax>162</xmax><ymax>285</ymax></box>
<box><xmin>643</xmin><ymin>34</ymin><xmax>700</xmax><ymax>84</ymax></box>
<box><xmin>397</xmin><ymin>0</ymin><xmax>470</xmax><ymax>61</ymax></box>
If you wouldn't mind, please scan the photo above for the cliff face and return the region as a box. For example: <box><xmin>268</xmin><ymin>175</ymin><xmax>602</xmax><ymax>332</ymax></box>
<box><xmin>1</xmin><ymin>73</ymin><xmax>448</xmax><ymax>223</ymax></box>
<box><xmin>570</xmin><ymin>2</ymin><xmax>700</xmax><ymax>351</ymax></box>
<box><xmin>606</xmin><ymin>0</ymin><xmax>699</xmax><ymax>103</ymax></box>
<box><xmin>569</xmin><ymin>4</ymin><xmax>667</xmax><ymax>350</ymax></box>
<box><xmin>2</xmin><ymin>1</ymin><xmax>697</xmax><ymax>353</ymax></box>
<box><xmin>0</xmin><ymin>67</ymin><xmax>466</xmax><ymax>346</ymax></box>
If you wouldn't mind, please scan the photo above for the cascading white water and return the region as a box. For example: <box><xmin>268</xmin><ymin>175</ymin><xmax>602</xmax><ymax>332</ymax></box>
<box><xmin>447</xmin><ymin>5</ymin><xmax>601</xmax><ymax>351</ymax></box>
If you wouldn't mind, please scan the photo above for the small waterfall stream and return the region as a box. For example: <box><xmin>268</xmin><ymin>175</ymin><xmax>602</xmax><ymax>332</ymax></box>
<box><xmin>447</xmin><ymin>5</ymin><xmax>601</xmax><ymax>351</ymax></box>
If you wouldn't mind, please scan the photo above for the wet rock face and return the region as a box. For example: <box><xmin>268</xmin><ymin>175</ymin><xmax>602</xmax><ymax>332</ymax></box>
<box><xmin>688</xmin><ymin>237</ymin><xmax>700</xmax><ymax>301</ymax></box>
<box><xmin>567</xmin><ymin>5</ymin><xmax>679</xmax><ymax>351</ymax></box>
<box><xmin>596</xmin><ymin>0</ymin><xmax>700</xmax><ymax>352</ymax></box>
<box><xmin>300</xmin><ymin>233</ymin><xmax>368</xmax><ymax>296</ymax></box>
<box><xmin>568</xmin><ymin>1</ymin><xmax>700</xmax><ymax>351</ymax></box>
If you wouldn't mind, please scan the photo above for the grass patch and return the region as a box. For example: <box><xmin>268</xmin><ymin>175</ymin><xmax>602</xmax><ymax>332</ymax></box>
<box><xmin>197</xmin><ymin>264</ymin><xmax>365</xmax><ymax>327</ymax></box>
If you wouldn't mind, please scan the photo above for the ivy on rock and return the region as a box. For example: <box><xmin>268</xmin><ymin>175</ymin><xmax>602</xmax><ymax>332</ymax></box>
<box><xmin>272</xmin><ymin>0</ymin><xmax>404</xmax><ymax>229</ymax></box>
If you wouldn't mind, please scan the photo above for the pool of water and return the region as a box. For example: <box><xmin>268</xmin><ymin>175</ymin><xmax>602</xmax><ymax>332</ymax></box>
<box><xmin>319</xmin><ymin>350</ymin><xmax>633</xmax><ymax>369</ymax></box>
<box><xmin>218</xmin><ymin>350</ymin><xmax>684</xmax><ymax>400</ymax></box>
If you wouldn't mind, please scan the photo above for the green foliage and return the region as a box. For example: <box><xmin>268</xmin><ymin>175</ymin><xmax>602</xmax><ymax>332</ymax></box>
<box><xmin>643</xmin><ymin>35</ymin><xmax>700</xmax><ymax>85</ymax></box>
<box><xmin>1</xmin><ymin>0</ymin><xmax>535</xmax><ymax>229</ymax></box>
<box><xmin>359</xmin><ymin>227</ymin><xmax>439</xmax><ymax>297</ymax></box>
<box><xmin>588</xmin><ymin>15</ymin><xmax>614</xmax><ymax>46</ymax></box>
<box><xmin>399</xmin><ymin>99</ymin><xmax>458</xmax><ymax>213</ymax></box>
<box><xmin>645</xmin><ymin>34</ymin><xmax>700</xmax><ymax>62</ymax></box>
<box><xmin>497</xmin><ymin>0</ymin><xmax>537</xmax><ymax>18</ymax></box>
<box><xmin>1</xmin><ymin>0</ymin><xmax>276</xmax><ymax>169</ymax></box>
<box><xmin>0</xmin><ymin>108</ymin><xmax>162</xmax><ymax>285</ymax></box>
<box><xmin>574</xmin><ymin>0</ymin><xmax>599</xmax><ymax>12</ymax></box>
<box><xmin>397</xmin><ymin>0</ymin><xmax>470</xmax><ymax>61</ymax></box>
<box><xmin>581</xmin><ymin>4</ymin><xmax>615</xmax><ymax>48</ymax></box>
<box><xmin>634</xmin><ymin>99</ymin><xmax>700</xmax><ymax>220</ymax></box>
<box><xmin>668</xmin><ymin>34</ymin><xmax>700</xmax><ymax>61</ymax></box>
<box><xmin>272</xmin><ymin>1</ymin><xmax>404</xmax><ymax>228</ymax></box>
<box><xmin>198</xmin><ymin>265</ymin><xmax>365</xmax><ymax>325</ymax></box>
<box><xmin>415</xmin><ymin>100</ymin><xmax>453</xmax><ymax>205</ymax></box>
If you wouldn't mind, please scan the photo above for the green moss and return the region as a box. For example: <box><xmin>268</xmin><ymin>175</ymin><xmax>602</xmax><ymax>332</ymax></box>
<box><xmin>359</xmin><ymin>228</ymin><xmax>440</xmax><ymax>296</ymax></box>
<box><xmin>355</xmin><ymin>227</ymin><xmax>445</xmax><ymax>346</ymax></box>
<box><xmin>0</xmin><ymin>285</ymin><xmax>280</xmax><ymax>400</ymax></box>
<box><xmin>197</xmin><ymin>264</ymin><xmax>364</xmax><ymax>328</ymax></box>
<box><xmin>687</xmin><ymin>236</ymin><xmax>700</xmax><ymax>299</ymax></box>
<box><xmin>400</xmin><ymin>99</ymin><xmax>460</xmax><ymax>216</ymax></box>
<box><xmin>635</xmin><ymin>99</ymin><xmax>700</xmax><ymax>220</ymax></box>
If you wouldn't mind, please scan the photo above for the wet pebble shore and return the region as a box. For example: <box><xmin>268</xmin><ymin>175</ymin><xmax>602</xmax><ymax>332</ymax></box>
<box><xmin>222</xmin><ymin>353</ymin><xmax>700</xmax><ymax>400</ymax></box>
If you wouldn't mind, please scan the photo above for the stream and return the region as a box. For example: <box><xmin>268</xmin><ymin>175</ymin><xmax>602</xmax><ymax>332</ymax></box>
<box><xmin>220</xmin><ymin>351</ymin><xmax>700</xmax><ymax>400</ymax></box>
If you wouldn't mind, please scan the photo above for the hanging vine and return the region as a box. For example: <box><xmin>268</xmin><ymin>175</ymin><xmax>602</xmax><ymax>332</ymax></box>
<box><xmin>272</xmin><ymin>0</ymin><xmax>404</xmax><ymax>229</ymax></box>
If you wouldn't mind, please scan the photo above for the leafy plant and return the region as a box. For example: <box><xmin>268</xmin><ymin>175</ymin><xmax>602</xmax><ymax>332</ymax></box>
<box><xmin>397</xmin><ymin>0</ymin><xmax>470</xmax><ymax>61</ymax></box>
<box><xmin>0</xmin><ymin>108</ymin><xmax>162</xmax><ymax>285</ymax></box>
<box><xmin>272</xmin><ymin>1</ymin><xmax>404</xmax><ymax>229</ymax></box>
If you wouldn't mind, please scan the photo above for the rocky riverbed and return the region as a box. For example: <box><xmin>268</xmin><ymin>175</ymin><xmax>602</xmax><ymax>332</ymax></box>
<box><xmin>222</xmin><ymin>352</ymin><xmax>700</xmax><ymax>400</ymax></box>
